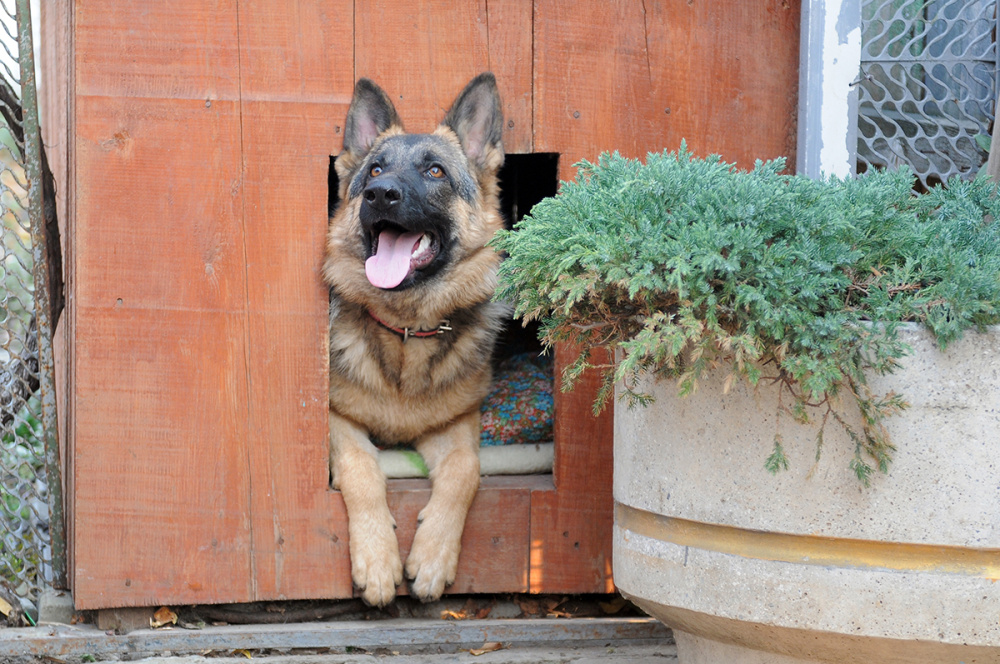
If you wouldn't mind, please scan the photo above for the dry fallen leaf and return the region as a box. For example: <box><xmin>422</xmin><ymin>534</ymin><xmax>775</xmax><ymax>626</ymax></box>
<box><xmin>599</xmin><ymin>596</ymin><xmax>628</xmax><ymax>615</ymax></box>
<box><xmin>442</xmin><ymin>597</ymin><xmax>492</xmax><ymax>621</ymax></box>
<box><xmin>514</xmin><ymin>597</ymin><xmax>542</xmax><ymax>617</ymax></box>
<box><xmin>150</xmin><ymin>606</ymin><xmax>178</xmax><ymax>628</ymax></box>
<box><xmin>542</xmin><ymin>596</ymin><xmax>569</xmax><ymax>618</ymax></box>
<box><xmin>0</xmin><ymin>596</ymin><xmax>12</xmax><ymax>617</ymax></box>
<box><xmin>469</xmin><ymin>642</ymin><xmax>505</xmax><ymax>656</ymax></box>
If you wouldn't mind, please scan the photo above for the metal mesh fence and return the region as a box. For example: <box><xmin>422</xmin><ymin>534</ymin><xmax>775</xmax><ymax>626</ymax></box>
<box><xmin>857</xmin><ymin>0</ymin><xmax>999</xmax><ymax>188</ymax></box>
<box><xmin>0</xmin><ymin>0</ymin><xmax>60</xmax><ymax>606</ymax></box>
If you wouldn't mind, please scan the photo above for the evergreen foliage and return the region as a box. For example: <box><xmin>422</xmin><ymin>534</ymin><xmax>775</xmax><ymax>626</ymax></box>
<box><xmin>492</xmin><ymin>145</ymin><xmax>1000</xmax><ymax>483</ymax></box>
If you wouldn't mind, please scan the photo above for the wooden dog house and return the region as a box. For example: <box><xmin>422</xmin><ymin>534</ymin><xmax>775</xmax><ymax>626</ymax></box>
<box><xmin>38</xmin><ymin>1</ymin><xmax>800</xmax><ymax>609</ymax></box>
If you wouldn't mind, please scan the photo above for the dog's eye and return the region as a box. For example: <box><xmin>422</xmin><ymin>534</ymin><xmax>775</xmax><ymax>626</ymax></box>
<box><xmin>370</xmin><ymin>165</ymin><xmax>383</xmax><ymax>177</ymax></box>
<box><xmin>427</xmin><ymin>165</ymin><xmax>446</xmax><ymax>179</ymax></box>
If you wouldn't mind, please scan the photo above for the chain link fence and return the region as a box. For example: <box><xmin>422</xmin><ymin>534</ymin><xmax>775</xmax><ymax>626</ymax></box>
<box><xmin>0</xmin><ymin>0</ymin><xmax>63</xmax><ymax>608</ymax></box>
<box><xmin>857</xmin><ymin>0</ymin><xmax>999</xmax><ymax>188</ymax></box>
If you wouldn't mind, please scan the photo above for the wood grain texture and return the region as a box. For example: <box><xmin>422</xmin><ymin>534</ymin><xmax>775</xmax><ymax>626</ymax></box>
<box><xmin>354</xmin><ymin>0</ymin><xmax>532</xmax><ymax>150</ymax></box>
<box><xmin>235</xmin><ymin>0</ymin><xmax>353</xmax><ymax>602</ymax></box>
<box><xmin>534</xmin><ymin>0</ymin><xmax>801</xmax><ymax>179</ymax></box>
<box><xmin>387</xmin><ymin>476</ymin><xmax>533</xmax><ymax>595</ymax></box>
<box><xmin>74</xmin><ymin>1</ymin><xmax>241</xmax><ymax>102</ymax></box>
<box><xmin>354</xmin><ymin>0</ymin><xmax>490</xmax><ymax>133</ymax></box>
<box><xmin>59</xmin><ymin>0</ymin><xmax>801</xmax><ymax>608</ymax></box>
<box><xmin>486</xmin><ymin>0</ymin><xmax>534</xmax><ymax>154</ymax></box>
<box><xmin>39</xmin><ymin>0</ymin><xmax>74</xmax><ymax>585</ymax></box>
<box><xmin>2</xmin><ymin>616</ymin><xmax>671</xmax><ymax>657</ymax></box>
<box><xmin>318</xmin><ymin>476</ymin><xmax>537</xmax><ymax>600</ymax></box>
<box><xmin>528</xmin><ymin>344</ymin><xmax>615</xmax><ymax>594</ymax></box>
<box><xmin>72</xmin><ymin>94</ymin><xmax>253</xmax><ymax>607</ymax></box>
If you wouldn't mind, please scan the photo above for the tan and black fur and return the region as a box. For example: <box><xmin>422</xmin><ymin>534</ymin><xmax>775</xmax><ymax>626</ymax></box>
<box><xmin>323</xmin><ymin>74</ymin><xmax>506</xmax><ymax>606</ymax></box>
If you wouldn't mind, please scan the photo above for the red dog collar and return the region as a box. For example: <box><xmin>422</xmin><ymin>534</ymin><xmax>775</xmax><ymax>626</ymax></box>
<box><xmin>368</xmin><ymin>310</ymin><xmax>452</xmax><ymax>342</ymax></box>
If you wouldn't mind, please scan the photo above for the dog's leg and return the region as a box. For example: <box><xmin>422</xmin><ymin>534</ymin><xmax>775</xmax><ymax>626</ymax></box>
<box><xmin>329</xmin><ymin>411</ymin><xmax>402</xmax><ymax>607</ymax></box>
<box><xmin>407</xmin><ymin>409</ymin><xmax>481</xmax><ymax>601</ymax></box>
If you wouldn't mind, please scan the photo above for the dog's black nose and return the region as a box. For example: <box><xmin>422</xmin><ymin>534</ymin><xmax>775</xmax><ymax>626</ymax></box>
<box><xmin>363</xmin><ymin>178</ymin><xmax>402</xmax><ymax>210</ymax></box>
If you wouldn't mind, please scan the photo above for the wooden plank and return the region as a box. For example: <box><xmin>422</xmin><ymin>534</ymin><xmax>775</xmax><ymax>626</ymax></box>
<box><xmin>529</xmin><ymin>345</ymin><xmax>615</xmax><ymax>594</ymax></box>
<box><xmin>38</xmin><ymin>1</ymin><xmax>70</xmax><ymax>244</ymax></box>
<box><xmin>73</xmin><ymin>1</ymin><xmax>242</xmax><ymax>102</ymax></box>
<box><xmin>0</xmin><ymin>617</ymin><xmax>672</xmax><ymax>658</ymax></box>
<box><xmin>487</xmin><ymin>0</ymin><xmax>534</xmax><ymax>154</ymax></box>
<box><xmin>71</xmin><ymin>1</ymin><xmax>251</xmax><ymax>609</ymax></box>
<box><xmin>39</xmin><ymin>0</ymin><xmax>74</xmax><ymax>586</ymax></box>
<box><xmin>354</xmin><ymin>0</ymin><xmax>532</xmax><ymax>151</ymax></box>
<box><xmin>320</xmin><ymin>477</ymin><xmax>536</xmax><ymax>600</ymax></box>
<box><xmin>354</xmin><ymin>0</ymin><xmax>491</xmax><ymax>133</ymax></box>
<box><xmin>72</xmin><ymin>307</ymin><xmax>252</xmax><ymax>609</ymax></box>
<box><xmin>236</xmin><ymin>1</ymin><xmax>355</xmax><ymax>105</ymax></box>
<box><xmin>235</xmin><ymin>0</ymin><xmax>354</xmax><ymax>601</ymax></box>
<box><xmin>533</xmin><ymin>0</ymin><xmax>801</xmax><ymax>178</ymax></box>
<box><xmin>386</xmin><ymin>476</ymin><xmax>532</xmax><ymax>595</ymax></box>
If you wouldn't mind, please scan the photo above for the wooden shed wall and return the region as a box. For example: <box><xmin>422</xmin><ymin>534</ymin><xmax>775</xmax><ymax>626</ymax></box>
<box><xmin>40</xmin><ymin>0</ymin><xmax>800</xmax><ymax>609</ymax></box>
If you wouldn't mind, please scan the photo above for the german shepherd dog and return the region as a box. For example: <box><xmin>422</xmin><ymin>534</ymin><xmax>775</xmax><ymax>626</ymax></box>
<box><xmin>323</xmin><ymin>74</ymin><xmax>506</xmax><ymax>606</ymax></box>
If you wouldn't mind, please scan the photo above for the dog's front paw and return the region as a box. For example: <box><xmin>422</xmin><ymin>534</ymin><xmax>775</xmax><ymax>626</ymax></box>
<box><xmin>349</xmin><ymin>518</ymin><xmax>403</xmax><ymax>607</ymax></box>
<box><xmin>405</xmin><ymin>515</ymin><xmax>461</xmax><ymax>602</ymax></box>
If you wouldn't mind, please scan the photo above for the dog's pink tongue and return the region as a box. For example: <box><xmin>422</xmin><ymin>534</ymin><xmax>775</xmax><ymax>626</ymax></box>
<box><xmin>366</xmin><ymin>229</ymin><xmax>423</xmax><ymax>289</ymax></box>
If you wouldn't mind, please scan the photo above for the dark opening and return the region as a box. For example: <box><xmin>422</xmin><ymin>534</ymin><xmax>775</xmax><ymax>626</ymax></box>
<box><xmin>493</xmin><ymin>153</ymin><xmax>560</xmax><ymax>361</ymax></box>
<box><xmin>328</xmin><ymin>156</ymin><xmax>341</xmax><ymax>217</ymax></box>
<box><xmin>326</xmin><ymin>152</ymin><xmax>560</xmax><ymax>359</ymax></box>
<box><xmin>328</xmin><ymin>152</ymin><xmax>560</xmax><ymax>226</ymax></box>
<box><xmin>497</xmin><ymin>152</ymin><xmax>560</xmax><ymax>230</ymax></box>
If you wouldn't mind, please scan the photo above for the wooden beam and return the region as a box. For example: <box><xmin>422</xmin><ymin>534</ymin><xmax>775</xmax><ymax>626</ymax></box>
<box><xmin>0</xmin><ymin>617</ymin><xmax>672</xmax><ymax>658</ymax></box>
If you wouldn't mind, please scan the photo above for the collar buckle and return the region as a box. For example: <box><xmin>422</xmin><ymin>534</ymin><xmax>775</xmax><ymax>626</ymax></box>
<box><xmin>369</xmin><ymin>310</ymin><xmax>453</xmax><ymax>342</ymax></box>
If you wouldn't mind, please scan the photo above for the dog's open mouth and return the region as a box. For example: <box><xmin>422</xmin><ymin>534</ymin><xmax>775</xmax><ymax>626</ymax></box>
<box><xmin>365</xmin><ymin>224</ymin><xmax>440</xmax><ymax>289</ymax></box>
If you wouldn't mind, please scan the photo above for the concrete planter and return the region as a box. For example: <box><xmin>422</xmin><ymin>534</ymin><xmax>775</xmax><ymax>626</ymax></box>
<box><xmin>613</xmin><ymin>325</ymin><xmax>1000</xmax><ymax>664</ymax></box>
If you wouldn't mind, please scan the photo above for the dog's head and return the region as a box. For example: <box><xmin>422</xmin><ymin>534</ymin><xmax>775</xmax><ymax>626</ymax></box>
<box><xmin>325</xmin><ymin>74</ymin><xmax>505</xmax><ymax>320</ymax></box>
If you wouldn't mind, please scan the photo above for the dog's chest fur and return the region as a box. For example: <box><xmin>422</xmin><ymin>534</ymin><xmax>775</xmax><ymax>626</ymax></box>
<box><xmin>328</xmin><ymin>298</ymin><xmax>504</xmax><ymax>443</ymax></box>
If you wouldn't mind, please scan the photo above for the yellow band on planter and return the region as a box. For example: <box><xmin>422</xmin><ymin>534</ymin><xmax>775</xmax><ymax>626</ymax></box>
<box><xmin>616</xmin><ymin>502</ymin><xmax>1000</xmax><ymax>579</ymax></box>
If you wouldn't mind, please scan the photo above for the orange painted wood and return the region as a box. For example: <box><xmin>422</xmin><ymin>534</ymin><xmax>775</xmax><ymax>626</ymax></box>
<box><xmin>235</xmin><ymin>0</ymin><xmax>354</xmax><ymax>601</ymax></box>
<box><xmin>74</xmin><ymin>3</ymin><xmax>242</xmax><ymax>102</ymax></box>
<box><xmin>56</xmin><ymin>0</ymin><xmax>801</xmax><ymax>608</ymax></box>
<box><xmin>533</xmin><ymin>0</ymin><xmax>801</xmax><ymax>178</ymax></box>
<box><xmin>354</xmin><ymin>0</ymin><xmax>490</xmax><ymax>134</ymax></box>
<box><xmin>71</xmin><ymin>1</ymin><xmax>251</xmax><ymax>609</ymax></box>
<box><xmin>71</xmin><ymin>95</ymin><xmax>253</xmax><ymax>608</ymax></box>
<box><xmin>354</xmin><ymin>0</ymin><xmax>532</xmax><ymax>151</ymax></box>
<box><xmin>387</xmin><ymin>476</ymin><xmax>534</xmax><ymax>595</ymax></box>
<box><xmin>487</xmin><ymin>0</ymin><xmax>534</xmax><ymax>154</ymax></box>
<box><xmin>528</xmin><ymin>345</ymin><xmax>615</xmax><ymax>594</ymax></box>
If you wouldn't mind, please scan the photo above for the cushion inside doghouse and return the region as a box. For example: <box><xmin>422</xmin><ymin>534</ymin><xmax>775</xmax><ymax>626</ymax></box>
<box><xmin>378</xmin><ymin>352</ymin><xmax>555</xmax><ymax>478</ymax></box>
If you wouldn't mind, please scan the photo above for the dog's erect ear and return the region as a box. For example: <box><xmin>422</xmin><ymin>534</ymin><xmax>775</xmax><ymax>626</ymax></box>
<box><xmin>442</xmin><ymin>73</ymin><xmax>503</xmax><ymax>171</ymax></box>
<box><xmin>343</xmin><ymin>79</ymin><xmax>403</xmax><ymax>158</ymax></box>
